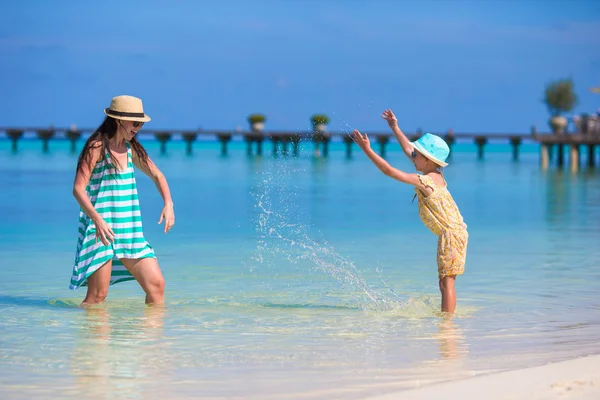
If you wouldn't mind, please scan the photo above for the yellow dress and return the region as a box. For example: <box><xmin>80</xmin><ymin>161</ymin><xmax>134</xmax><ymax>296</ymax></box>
<box><xmin>415</xmin><ymin>174</ymin><xmax>468</xmax><ymax>279</ymax></box>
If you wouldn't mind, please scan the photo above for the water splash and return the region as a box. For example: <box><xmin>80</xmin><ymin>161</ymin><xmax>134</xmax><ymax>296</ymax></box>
<box><xmin>250</xmin><ymin>163</ymin><xmax>405</xmax><ymax>311</ymax></box>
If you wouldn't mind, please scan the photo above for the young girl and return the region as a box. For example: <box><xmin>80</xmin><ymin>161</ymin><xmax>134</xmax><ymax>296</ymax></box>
<box><xmin>351</xmin><ymin>109</ymin><xmax>468</xmax><ymax>314</ymax></box>
<box><xmin>70</xmin><ymin>95</ymin><xmax>175</xmax><ymax>306</ymax></box>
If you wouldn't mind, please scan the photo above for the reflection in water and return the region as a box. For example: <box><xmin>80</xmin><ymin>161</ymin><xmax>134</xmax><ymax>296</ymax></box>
<box><xmin>400</xmin><ymin>316</ymin><xmax>471</xmax><ymax>388</ymax></box>
<box><xmin>70</xmin><ymin>305</ymin><xmax>167</xmax><ymax>400</ymax></box>
<box><xmin>435</xmin><ymin>317</ymin><xmax>468</xmax><ymax>361</ymax></box>
<box><xmin>544</xmin><ymin>170</ymin><xmax>571</xmax><ymax>225</ymax></box>
<box><xmin>246</xmin><ymin>155</ymin><xmax>266</xmax><ymax>176</ymax></box>
<box><xmin>544</xmin><ymin>169</ymin><xmax>600</xmax><ymax>225</ymax></box>
<box><xmin>426</xmin><ymin>316</ymin><xmax>472</xmax><ymax>383</ymax></box>
<box><xmin>544</xmin><ymin>169</ymin><xmax>600</xmax><ymax>253</ymax></box>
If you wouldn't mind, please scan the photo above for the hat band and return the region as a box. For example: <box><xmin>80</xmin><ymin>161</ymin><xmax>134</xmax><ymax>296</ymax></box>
<box><xmin>106</xmin><ymin>109</ymin><xmax>145</xmax><ymax>118</ymax></box>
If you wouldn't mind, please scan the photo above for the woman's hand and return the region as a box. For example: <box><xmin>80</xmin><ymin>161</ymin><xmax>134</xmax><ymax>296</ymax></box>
<box><xmin>93</xmin><ymin>217</ymin><xmax>115</xmax><ymax>246</ymax></box>
<box><xmin>159</xmin><ymin>203</ymin><xmax>175</xmax><ymax>233</ymax></box>
<box><xmin>351</xmin><ymin>129</ymin><xmax>371</xmax><ymax>151</ymax></box>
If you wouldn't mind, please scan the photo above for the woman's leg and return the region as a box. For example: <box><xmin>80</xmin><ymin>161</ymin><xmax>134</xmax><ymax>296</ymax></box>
<box><xmin>81</xmin><ymin>259</ymin><xmax>113</xmax><ymax>306</ymax></box>
<box><xmin>439</xmin><ymin>275</ymin><xmax>456</xmax><ymax>313</ymax></box>
<box><xmin>120</xmin><ymin>258</ymin><xmax>165</xmax><ymax>304</ymax></box>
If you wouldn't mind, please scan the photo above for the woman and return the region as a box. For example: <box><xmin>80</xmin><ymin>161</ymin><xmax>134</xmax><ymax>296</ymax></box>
<box><xmin>69</xmin><ymin>95</ymin><xmax>174</xmax><ymax>306</ymax></box>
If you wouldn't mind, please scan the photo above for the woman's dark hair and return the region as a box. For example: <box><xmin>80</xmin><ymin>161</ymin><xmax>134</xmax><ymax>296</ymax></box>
<box><xmin>76</xmin><ymin>116</ymin><xmax>150</xmax><ymax>175</ymax></box>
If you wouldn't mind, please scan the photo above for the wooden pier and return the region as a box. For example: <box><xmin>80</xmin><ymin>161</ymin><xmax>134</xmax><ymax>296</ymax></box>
<box><xmin>1</xmin><ymin>126</ymin><xmax>599</xmax><ymax>171</ymax></box>
<box><xmin>535</xmin><ymin>134</ymin><xmax>599</xmax><ymax>172</ymax></box>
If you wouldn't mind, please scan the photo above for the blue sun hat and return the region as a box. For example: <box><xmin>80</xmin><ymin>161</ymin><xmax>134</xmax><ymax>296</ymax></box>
<box><xmin>411</xmin><ymin>133</ymin><xmax>450</xmax><ymax>167</ymax></box>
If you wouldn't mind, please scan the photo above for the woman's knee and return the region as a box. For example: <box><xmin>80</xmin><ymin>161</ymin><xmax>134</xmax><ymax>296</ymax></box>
<box><xmin>146</xmin><ymin>274</ymin><xmax>165</xmax><ymax>296</ymax></box>
<box><xmin>84</xmin><ymin>263</ymin><xmax>112</xmax><ymax>303</ymax></box>
<box><xmin>121</xmin><ymin>258</ymin><xmax>165</xmax><ymax>296</ymax></box>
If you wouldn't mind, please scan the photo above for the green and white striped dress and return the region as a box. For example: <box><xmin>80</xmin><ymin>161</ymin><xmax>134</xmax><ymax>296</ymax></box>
<box><xmin>70</xmin><ymin>142</ymin><xmax>155</xmax><ymax>290</ymax></box>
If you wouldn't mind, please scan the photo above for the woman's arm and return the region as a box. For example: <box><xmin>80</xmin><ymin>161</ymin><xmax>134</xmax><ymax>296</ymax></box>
<box><xmin>72</xmin><ymin>141</ymin><xmax>115</xmax><ymax>244</ymax></box>
<box><xmin>132</xmin><ymin>149</ymin><xmax>175</xmax><ymax>233</ymax></box>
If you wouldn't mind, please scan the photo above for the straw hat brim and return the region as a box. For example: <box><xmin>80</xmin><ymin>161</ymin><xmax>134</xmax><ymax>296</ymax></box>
<box><xmin>411</xmin><ymin>142</ymin><xmax>448</xmax><ymax>167</ymax></box>
<box><xmin>104</xmin><ymin>108</ymin><xmax>151</xmax><ymax>122</ymax></box>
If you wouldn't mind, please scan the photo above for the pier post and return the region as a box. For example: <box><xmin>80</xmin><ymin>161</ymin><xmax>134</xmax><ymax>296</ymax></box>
<box><xmin>509</xmin><ymin>136</ymin><xmax>522</xmax><ymax>161</ymax></box>
<box><xmin>570</xmin><ymin>144</ymin><xmax>579</xmax><ymax>172</ymax></box>
<box><xmin>343</xmin><ymin>134</ymin><xmax>354</xmax><ymax>159</ymax></box>
<box><xmin>541</xmin><ymin>144</ymin><xmax>549</xmax><ymax>170</ymax></box>
<box><xmin>216</xmin><ymin>133</ymin><xmax>232</xmax><ymax>157</ymax></box>
<box><xmin>588</xmin><ymin>144</ymin><xmax>596</xmax><ymax>168</ymax></box>
<box><xmin>6</xmin><ymin>129</ymin><xmax>23</xmax><ymax>153</ymax></box>
<box><xmin>376</xmin><ymin>135</ymin><xmax>390</xmax><ymax>158</ymax></box>
<box><xmin>271</xmin><ymin>136</ymin><xmax>281</xmax><ymax>157</ymax></box>
<box><xmin>256</xmin><ymin>136</ymin><xmax>264</xmax><ymax>156</ymax></box>
<box><xmin>37</xmin><ymin>128</ymin><xmax>55</xmax><ymax>153</ymax></box>
<box><xmin>155</xmin><ymin>132</ymin><xmax>172</xmax><ymax>155</ymax></box>
<box><xmin>557</xmin><ymin>144</ymin><xmax>564</xmax><ymax>167</ymax></box>
<box><xmin>280</xmin><ymin>135</ymin><xmax>292</xmax><ymax>156</ymax></box>
<box><xmin>243</xmin><ymin>133</ymin><xmax>264</xmax><ymax>156</ymax></box>
<box><xmin>313</xmin><ymin>131</ymin><xmax>330</xmax><ymax>158</ymax></box>
<box><xmin>245</xmin><ymin>135</ymin><xmax>252</xmax><ymax>156</ymax></box>
<box><xmin>532</xmin><ymin>125</ymin><xmax>552</xmax><ymax>160</ymax></box>
<box><xmin>291</xmin><ymin>134</ymin><xmax>301</xmax><ymax>158</ymax></box>
<box><xmin>66</xmin><ymin>128</ymin><xmax>82</xmax><ymax>154</ymax></box>
<box><xmin>182</xmin><ymin>131</ymin><xmax>197</xmax><ymax>155</ymax></box>
<box><xmin>474</xmin><ymin>136</ymin><xmax>487</xmax><ymax>160</ymax></box>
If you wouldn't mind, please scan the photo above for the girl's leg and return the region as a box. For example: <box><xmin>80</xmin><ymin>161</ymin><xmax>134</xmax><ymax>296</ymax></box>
<box><xmin>120</xmin><ymin>258</ymin><xmax>165</xmax><ymax>304</ymax></box>
<box><xmin>438</xmin><ymin>275</ymin><xmax>456</xmax><ymax>313</ymax></box>
<box><xmin>82</xmin><ymin>259</ymin><xmax>113</xmax><ymax>306</ymax></box>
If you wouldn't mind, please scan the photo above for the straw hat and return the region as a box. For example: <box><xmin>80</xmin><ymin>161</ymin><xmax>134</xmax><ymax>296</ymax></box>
<box><xmin>411</xmin><ymin>133</ymin><xmax>450</xmax><ymax>167</ymax></box>
<box><xmin>104</xmin><ymin>95</ymin><xmax>151</xmax><ymax>122</ymax></box>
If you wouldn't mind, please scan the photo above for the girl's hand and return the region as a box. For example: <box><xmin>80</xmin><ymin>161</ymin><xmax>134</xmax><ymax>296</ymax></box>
<box><xmin>93</xmin><ymin>217</ymin><xmax>115</xmax><ymax>246</ymax></box>
<box><xmin>381</xmin><ymin>109</ymin><xmax>398</xmax><ymax>126</ymax></box>
<box><xmin>351</xmin><ymin>129</ymin><xmax>371</xmax><ymax>150</ymax></box>
<box><xmin>159</xmin><ymin>203</ymin><xmax>175</xmax><ymax>233</ymax></box>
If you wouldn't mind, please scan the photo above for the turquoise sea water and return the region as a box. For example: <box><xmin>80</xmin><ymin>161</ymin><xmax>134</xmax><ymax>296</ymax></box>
<box><xmin>1</xmin><ymin>138</ymin><xmax>599</xmax><ymax>399</ymax></box>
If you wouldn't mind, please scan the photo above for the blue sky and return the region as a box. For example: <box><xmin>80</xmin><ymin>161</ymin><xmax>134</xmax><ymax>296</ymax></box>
<box><xmin>1</xmin><ymin>0</ymin><xmax>599</xmax><ymax>134</ymax></box>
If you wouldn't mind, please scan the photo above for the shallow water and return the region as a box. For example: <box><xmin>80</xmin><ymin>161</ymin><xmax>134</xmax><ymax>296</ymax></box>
<box><xmin>1</xmin><ymin>139</ymin><xmax>599</xmax><ymax>399</ymax></box>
